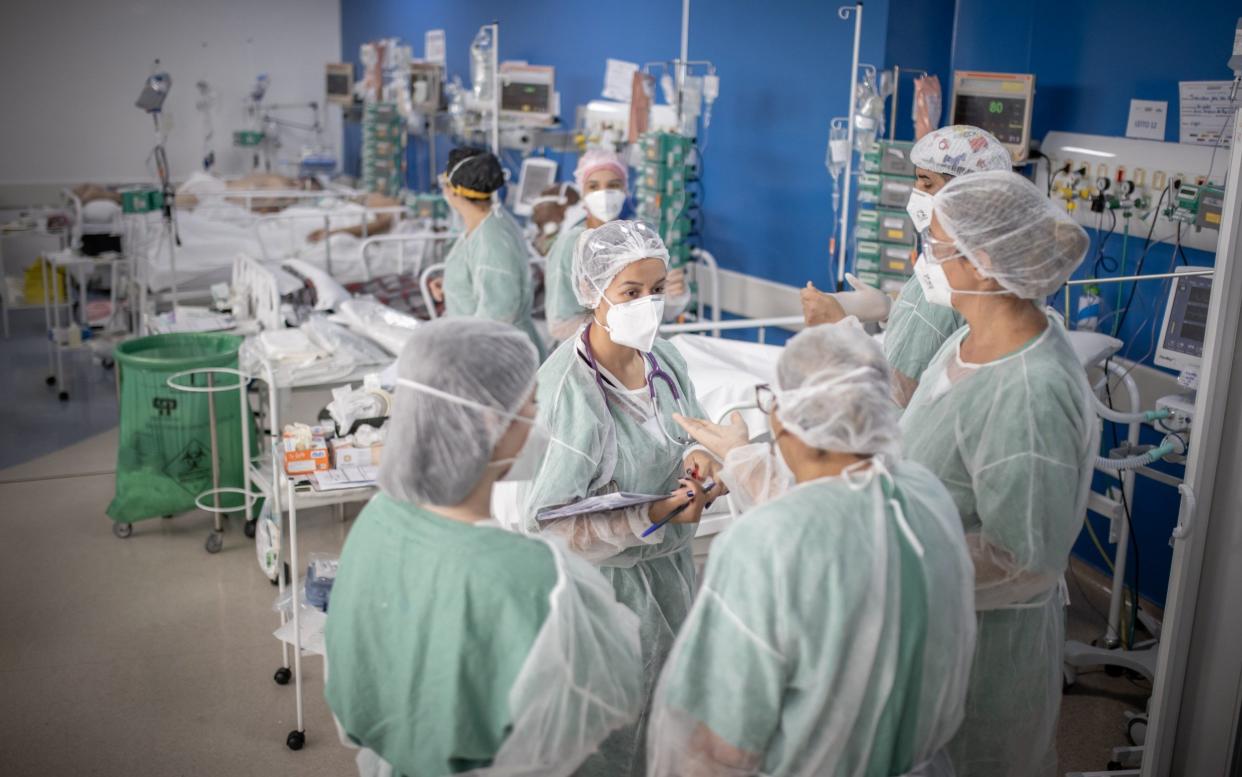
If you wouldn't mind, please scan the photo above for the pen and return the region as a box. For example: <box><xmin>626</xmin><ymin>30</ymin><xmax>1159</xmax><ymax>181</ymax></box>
<box><xmin>641</xmin><ymin>479</ymin><xmax>717</xmax><ymax>538</ymax></box>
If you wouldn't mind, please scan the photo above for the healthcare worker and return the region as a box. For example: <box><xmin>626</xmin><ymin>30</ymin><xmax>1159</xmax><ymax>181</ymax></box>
<box><xmin>900</xmin><ymin>171</ymin><xmax>1095</xmax><ymax>777</ymax></box>
<box><xmin>544</xmin><ymin>149</ymin><xmax>689</xmax><ymax>342</ymax></box>
<box><xmin>325</xmin><ymin>317</ymin><xmax>643</xmax><ymax>777</ymax></box>
<box><xmin>650</xmin><ymin>320</ymin><xmax>976</xmax><ymax>776</ymax></box>
<box><xmin>435</xmin><ymin>146</ymin><xmax>544</xmax><ymax>356</ymax></box>
<box><xmin>802</xmin><ymin>126</ymin><xmax>1012</xmax><ymax>405</ymax></box>
<box><xmin>523</xmin><ymin>219</ymin><xmax>726</xmax><ymax>776</ymax></box>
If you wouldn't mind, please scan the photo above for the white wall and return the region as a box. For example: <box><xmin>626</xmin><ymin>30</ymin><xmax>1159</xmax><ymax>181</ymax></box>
<box><xmin>0</xmin><ymin>0</ymin><xmax>341</xmax><ymax>190</ymax></box>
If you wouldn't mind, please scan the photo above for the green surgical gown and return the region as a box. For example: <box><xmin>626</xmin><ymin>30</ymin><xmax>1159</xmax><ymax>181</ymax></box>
<box><xmin>325</xmin><ymin>494</ymin><xmax>642</xmax><ymax>776</ymax></box>
<box><xmin>523</xmin><ymin>334</ymin><xmax>706</xmax><ymax>777</ymax></box>
<box><xmin>544</xmin><ymin>222</ymin><xmax>590</xmax><ymax>338</ymax></box>
<box><xmin>885</xmin><ymin>276</ymin><xmax>965</xmax><ymax>383</ymax></box>
<box><xmin>442</xmin><ymin>207</ymin><xmax>544</xmax><ymax>358</ymax></box>
<box><xmin>647</xmin><ymin>463</ymin><xmax>976</xmax><ymax>777</ymax></box>
<box><xmin>899</xmin><ymin>314</ymin><xmax>1096</xmax><ymax>777</ymax></box>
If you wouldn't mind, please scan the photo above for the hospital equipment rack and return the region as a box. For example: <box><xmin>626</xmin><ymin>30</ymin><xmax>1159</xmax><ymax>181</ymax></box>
<box><xmin>242</xmin><ymin>355</ymin><xmax>381</xmax><ymax>752</ymax></box>
<box><xmin>40</xmin><ymin>249</ymin><xmax>134</xmax><ymax>400</ymax></box>
<box><xmin>0</xmin><ymin>220</ymin><xmax>70</xmax><ymax>338</ymax></box>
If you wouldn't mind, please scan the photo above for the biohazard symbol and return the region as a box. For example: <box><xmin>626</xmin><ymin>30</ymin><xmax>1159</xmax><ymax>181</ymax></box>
<box><xmin>165</xmin><ymin>438</ymin><xmax>212</xmax><ymax>494</ymax></box>
<box><xmin>153</xmin><ymin>397</ymin><xmax>178</xmax><ymax>416</ymax></box>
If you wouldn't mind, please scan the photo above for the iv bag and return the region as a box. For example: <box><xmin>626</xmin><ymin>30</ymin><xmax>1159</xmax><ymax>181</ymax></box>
<box><xmin>826</xmin><ymin>121</ymin><xmax>849</xmax><ymax>178</ymax></box>
<box><xmin>470</xmin><ymin>26</ymin><xmax>495</xmax><ymax>102</ymax></box>
<box><xmin>853</xmin><ymin>70</ymin><xmax>884</xmax><ymax>152</ymax></box>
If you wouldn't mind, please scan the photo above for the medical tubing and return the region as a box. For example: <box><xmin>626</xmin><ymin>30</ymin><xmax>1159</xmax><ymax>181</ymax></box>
<box><xmin>1094</xmin><ymin>441</ymin><xmax>1175</xmax><ymax>472</ymax></box>
<box><xmin>1093</xmin><ymin>402</ymin><xmax>1172</xmax><ymax>425</ymax></box>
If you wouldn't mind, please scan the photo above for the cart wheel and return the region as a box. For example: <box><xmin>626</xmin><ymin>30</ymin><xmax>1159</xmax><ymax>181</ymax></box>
<box><xmin>274</xmin><ymin>667</ymin><xmax>292</xmax><ymax>685</ymax></box>
<box><xmin>101</xmin><ymin>357</ymin><xmax>114</xmax><ymax>370</ymax></box>
<box><xmin>286</xmin><ymin>730</ymin><xmax>305</xmax><ymax>751</ymax></box>
<box><xmin>45</xmin><ymin>375</ymin><xmax>56</xmax><ymax>386</ymax></box>
<box><xmin>244</xmin><ymin>519</ymin><xmax>257</xmax><ymax>539</ymax></box>
<box><xmin>205</xmin><ymin>532</ymin><xmax>224</xmax><ymax>554</ymax></box>
<box><xmin>112</xmin><ymin>522</ymin><xmax>133</xmax><ymax>539</ymax></box>
<box><xmin>58</xmin><ymin>391</ymin><xmax>69</xmax><ymax>402</ymax></box>
<box><xmin>1128</xmin><ymin>715</ymin><xmax>1148</xmax><ymax>746</ymax></box>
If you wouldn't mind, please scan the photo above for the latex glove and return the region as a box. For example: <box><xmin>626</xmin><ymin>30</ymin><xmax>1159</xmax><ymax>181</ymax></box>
<box><xmin>801</xmin><ymin>282</ymin><xmax>847</xmax><ymax>326</ymax></box>
<box><xmin>673</xmin><ymin>411</ymin><xmax>751</xmax><ymax>462</ymax></box>
<box><xmin>839</xmin><ymin>273</ymin><xmax>892</xmax><ymax>322</ymax></box>
<box><xmin>648</xmin><ymin>476</ymin><xmax>718</xmax><ymax>525</ymax></box>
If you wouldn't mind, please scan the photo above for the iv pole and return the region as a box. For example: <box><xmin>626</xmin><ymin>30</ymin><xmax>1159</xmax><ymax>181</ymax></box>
<box><xmin>837</xmin><ymin>3</ymin><xmax>863</xmax><ymax>287</ymax></box>
<box><xmin>490</xmin><ymin>22</ymin><xmax>500</xmax><ymax>156</ymax></box>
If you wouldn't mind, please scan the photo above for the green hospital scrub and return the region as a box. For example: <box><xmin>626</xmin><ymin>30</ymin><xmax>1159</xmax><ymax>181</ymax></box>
<box><xmin>544</xmin><ymin>222</ymin><xmax>590</xmax><ymax>335</ymax></box>
<box><xmin>648</xmin><ymin>464</ymin><xmax>976</xmax><ymax>777</ymax></box>
<box><xmin>899</xmin><ymin>315</ymin><xmax>1096</xmax><ymax>777</ymax></box>
<box><xmin>885</xmin><ymin>276</ymin><xmax>966</xmax><ymax>383</ymax></box>
<box><xmin>524</xmin><ymin>334</ymin><xmax>706</xmax><ymax>777</ymax></box>
<box><xmin>324</xmin><ymin>495</ymin><xmax>557</xmax><ymax>775</ymax></box>
<box><xmin>442</xmin><ymin>207</ymin><xmax>543</xmax><ymax>358</ymax></box>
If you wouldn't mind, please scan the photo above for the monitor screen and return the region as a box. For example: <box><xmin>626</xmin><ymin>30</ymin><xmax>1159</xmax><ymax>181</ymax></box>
<box><xmin>502</xmin><ymin>82</ymin><xmax>551</xmax><ymax>114</ymax></box>
<box><xmin>1162</xmin><ymin>276</ymin><xmax>1212</xmax><ymax>358</ymax></box>
<box><xmin>327</xmin><ymin>73</ymin><xmax>351</xmax><ymax>97</ymax></box>
<box><xmin>952</xmin><ymin>94</ymin><xmax>1028</xmax><ymax>146</ymax></box>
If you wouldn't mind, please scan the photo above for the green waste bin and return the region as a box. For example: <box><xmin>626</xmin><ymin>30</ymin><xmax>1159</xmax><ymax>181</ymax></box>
<box><xmin>107</xmin><ymin>333</ymin><xmax>257</xmax><ymax>524</ymax></box>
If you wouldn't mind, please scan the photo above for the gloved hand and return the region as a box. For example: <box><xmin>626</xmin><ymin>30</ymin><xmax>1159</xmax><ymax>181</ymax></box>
<box><xmin>673</xmin><ymin>411</ymin><xmax>751</xmax><ymax>462</ymax></box>
<box><xmin>839</xmin><ymin>273</ymin><xmax>893</xmax><ymax>322</ymax></box>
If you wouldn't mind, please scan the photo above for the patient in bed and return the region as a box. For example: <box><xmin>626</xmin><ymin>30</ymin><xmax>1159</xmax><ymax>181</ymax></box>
<box><xmin>175</xmin><ymin>172</ymin><xmax>323</xmax><ymax>213</ymax></box>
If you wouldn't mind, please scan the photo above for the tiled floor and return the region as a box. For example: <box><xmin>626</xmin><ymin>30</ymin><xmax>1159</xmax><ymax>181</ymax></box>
<box><xmin>0</xmin><ymin>307</ymin><xmax>119</xmax><ymax>470</ymax></box>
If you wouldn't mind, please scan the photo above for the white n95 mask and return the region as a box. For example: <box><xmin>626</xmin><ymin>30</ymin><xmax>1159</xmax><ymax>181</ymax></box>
<box><xmin>906</xmin><ymin>188</ymin><xmax>934</xmax><ymax>233</ymax></box>
<box><xmin>583</xmin><ymin>189</ymin><xmax>627</xmax><ymax>222</ymax></box>
<box><xmin>914</xmin><ymin>251</ymin><xmax>955</xmax><ymax>308</ymax></box>
<box><xmin>601</xmin><ymin>294</ymin><xmax>665</xmax><ymax>352</ymax></box>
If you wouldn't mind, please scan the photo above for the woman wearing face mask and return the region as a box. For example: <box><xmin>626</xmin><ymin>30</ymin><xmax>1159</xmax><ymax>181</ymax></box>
<box><xmin>434</xmin><ymin>146</ymin><xmax>544</xmax><ymax>357</ymax></box>
<box><xmin>900</xmin><ymin>171</ymin><xmax>1095</xmax><ymax>777</ymax></box>
<box><xmin>801</xmin><ymin>126</ymin><xmax>1011</xmax><ymax>406</ymax></box>
<box><xmin>523</xmin><ymin>220</ymin><xmax>727</xmax><ymax>777</ymax></box>
<box><xmin>325</xmin><ymin>318</ymin><xmax>643</xmax><ymax>777</ymax></box>
<box><xmin>649</xmin><ymin>321</ymin><xmax>976</xmax><ymax>777</ymax></box>
<box><xmin>544</xmin><ymin>149</ymin><xmax>690</xmax><ymax>342</ymax></box>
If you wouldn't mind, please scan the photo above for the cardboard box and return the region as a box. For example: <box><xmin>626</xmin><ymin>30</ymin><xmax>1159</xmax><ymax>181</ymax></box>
<box><xmin>283</xmin><ymin>426</ymin><xmax>332</xmax><ymax>475</ymax></box>
<box><xmin>331</xmin><ymin>439</ymin><xmax>383</xmax><ymax>468</ymax></box>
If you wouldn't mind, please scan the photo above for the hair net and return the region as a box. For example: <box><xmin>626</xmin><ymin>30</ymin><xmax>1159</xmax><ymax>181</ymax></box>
<box><xmin>572</xmin><ymin>219</ymin><xmax>670</xmax><ymax>308</ymax></box>
<box><xmin>773</xmin><ymin>319</ymin><xmax>901</xmax><ymax>456</ymax></box>
<box><xmin>574</xmin><ymin>148</ymin><xmax>628</xmax><ymax>191</ymax></box>
<box><xmin>910</xmin><ymin>125</ymin><xmax>1013</xmax><ymax>178</ymax></box>
<box><xmin>934</xmin><ymin>170</ymin><xmax>1089</xmax><ymax>299</ymax></box>
<box><xmin>445</xmin><ymin>146</ymin><xmax>506</xmax><ymax>198</ymax></box>
<box><xmin>378</xmin><ymin>318</ymin><xmax>538</xmax><ymax>506</ymax></box>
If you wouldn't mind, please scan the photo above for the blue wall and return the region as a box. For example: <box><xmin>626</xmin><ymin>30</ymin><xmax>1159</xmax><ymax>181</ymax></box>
<box><xmin>951</xmin><ymin>0</ymin><xmax>1234</xmax><ymax>606</ymax></box>
<box><xmin>341</xmin><ymin>0</ymin><xmax>890</xmax><ymax>289</ymax></box>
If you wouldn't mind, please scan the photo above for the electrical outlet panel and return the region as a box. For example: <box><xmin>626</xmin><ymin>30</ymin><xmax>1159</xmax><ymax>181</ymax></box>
<box><xmin>1038</xmin><ymin>131</ymin><xmax>1225</xmax><ymax>253</ymax></box>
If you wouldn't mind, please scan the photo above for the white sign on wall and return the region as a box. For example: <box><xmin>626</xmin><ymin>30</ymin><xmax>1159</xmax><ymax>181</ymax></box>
<box><xmin>1126</xmin><ymin>99</ymin><xmax>1167</xmax><ymax>141</ymax></box>
<box><xmin>425</xmin><ymin>30</ymin><xmax>446</xmax><ymax>67</ymax></box>
<box><xmin>1179</xmin><ymin>80</ymin><xmax>1240</xmax><ymax>147</ymax></box>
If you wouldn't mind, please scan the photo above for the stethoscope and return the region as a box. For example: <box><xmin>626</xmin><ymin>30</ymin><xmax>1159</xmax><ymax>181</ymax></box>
<box><xmin>580</xmin><ymin>325</ymin><xmax>691</xmax><ymax>446</ymax></box>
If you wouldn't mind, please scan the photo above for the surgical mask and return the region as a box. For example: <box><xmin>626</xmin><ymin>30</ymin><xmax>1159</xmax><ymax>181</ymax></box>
<box><xmin>906</xmin><ymin>188</ymin><xmax>934</xmax><ymax>233</ymax></box>
<box><xmin>598</xmin><ymin>294</ymin><xmax>665</xmax><ymax>352</ymax></box>
<box><xmin>914</xmin><ymin>248</ymin><xmax>1016</xmax><ymax>308</ymax></box>
<box><xmin>914</xmin><ymin>251</ymin><xmax>954</xmax><ymax>308</ymax></box>
<box><xmin>583</xmin><ymin>189</ymin><xmax>626</xmax><ymax>222</ymax></box>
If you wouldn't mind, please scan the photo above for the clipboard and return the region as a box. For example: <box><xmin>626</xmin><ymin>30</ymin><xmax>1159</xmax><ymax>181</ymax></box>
<box><xmin>535</xmin><ymin>492</ymin><xmax>669</xmax><ymax>522</ymax></box>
